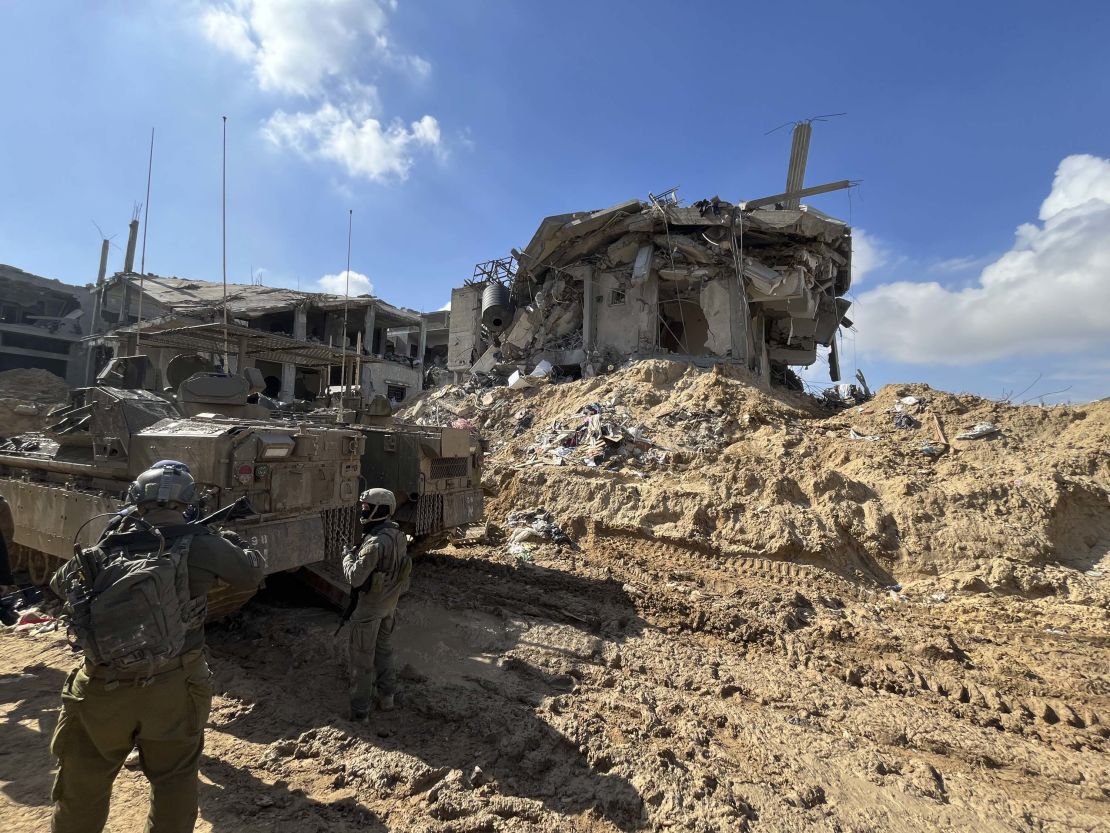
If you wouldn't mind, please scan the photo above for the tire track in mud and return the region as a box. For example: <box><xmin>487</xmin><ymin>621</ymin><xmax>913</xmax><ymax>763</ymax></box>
<box><xmin>558</xmin><ymin>529</ymin><xmax>1109</xmax><ymax>756</ymax></box>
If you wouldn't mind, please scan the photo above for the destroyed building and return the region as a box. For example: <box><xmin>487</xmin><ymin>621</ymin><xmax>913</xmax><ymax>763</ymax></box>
<box><xmin>449</xmin><ymin>184</ymin><xmax>855</xmax><ymax>388</ymax></box>
<box><xmin>89</xmin><ymin>273</ymin><xmax>429</xmax><ymax>403</ymax></box>
<box><xmin>0</xmin><ymin>263</ymin><xmax>90</xmax><ymax>385</ymax></box>
<box><xmin>68</xmin><ymin>218</ymin><xmax>428</xmax><ymax>404</ymax></box>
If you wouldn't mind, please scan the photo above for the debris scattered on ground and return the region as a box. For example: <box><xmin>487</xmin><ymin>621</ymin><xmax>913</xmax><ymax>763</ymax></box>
<box><xmin>524</xmin><ymin>401</ymin><xmax>667</xmax><ymax>470</ymax></box>
<box><xmin>3</xmin><ymin>357</ymin><xmax>1109</xmax><ymax>833</ymax></box>
<box><xmin>848</xmin><ymin>427</ymin><xmax>881</xmax><ymax>441</ymax></box>
<box><xmin>956</xmin><ymin>421</ymin><xmax>1002</xmax><ymax>440</ymax></box>
<box><xmin>506</xmin><ymin>508</ymin><xmax>572</xmax><ymax>547</ymax></box>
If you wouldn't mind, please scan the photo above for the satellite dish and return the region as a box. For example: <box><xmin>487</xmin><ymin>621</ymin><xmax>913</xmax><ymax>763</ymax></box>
<box><xmin>166</xmin><ymin>354</ymin><xmax>214</xmax><ymax>389</ymax></box>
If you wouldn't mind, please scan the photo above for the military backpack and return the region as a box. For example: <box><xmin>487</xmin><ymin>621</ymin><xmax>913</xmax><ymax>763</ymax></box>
<box><xmin>63</xmin><ymin>531</ymin><xmax>206</xmax><ymax>671</ymax></box>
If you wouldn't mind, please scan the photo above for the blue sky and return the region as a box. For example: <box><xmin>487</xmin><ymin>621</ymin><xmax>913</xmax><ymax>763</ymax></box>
<box><xmin>1</xmin><ymin>1</ymin><xmax>1108</xmax><ymax>401</ymax></box>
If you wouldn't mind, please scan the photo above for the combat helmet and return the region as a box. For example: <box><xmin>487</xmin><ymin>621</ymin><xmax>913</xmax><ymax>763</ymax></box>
<box><xmin>127</xmin><ymin>460</ymin><xmax>198</xmax><ymax>510</ymax></box>
<box><xmin>359</xmin><ymin>488</ymin><xmax>396</xmax><ymax>523</ymax></box>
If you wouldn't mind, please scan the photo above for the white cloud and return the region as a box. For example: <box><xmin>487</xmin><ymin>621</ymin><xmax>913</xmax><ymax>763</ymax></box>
<box><xmin>852</xmin><ymin>154</ymin><xmax>1110</xmax><ymax>366</ymax></box>
<box><xmin>199</xmin><ymin>0</ymin><xmax>442</xmax><ymax>182</ymax></box>
<box><xmin>930</xmin><ymin>254</ymin><xmax>989</xmax><ymax>274</ymax></box>
<box><xmin>438</xmin><ymin>300</ymin><xmax>451</xmax><ymax>311</ymax></box>
<box><xmin>850</xmin><ymin>228</ymin><xmax>886</xmax><ymax>284</ymax></box>
<box><xmin>263</xmin><ymin>103</ymin><xmax>440</xmax><ymax>182</ymax></box>
<box><xmin>319</xmin><ymin>269</ymin><xmax>373</xmax><ymax>296</ymax></box>
<box><xmin>200</xmin><ymin>0</ymin><xmax>417</xmax><ymax>95</ymax></box>
<box><xmin>201</xmin><ymin>6</ymin><xmax>256</xmax><ymax>62</ymax></box>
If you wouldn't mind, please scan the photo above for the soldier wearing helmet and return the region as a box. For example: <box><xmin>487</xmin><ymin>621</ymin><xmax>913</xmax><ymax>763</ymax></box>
<box><xmin>48</xmin><ymin>460</ymin><xmax>265</xmax><ymax>833</ymax></box>
<box><xmin>340</xmin><ymin>487</ymin><xmax>412</xmax><ymax>722</ymax></box>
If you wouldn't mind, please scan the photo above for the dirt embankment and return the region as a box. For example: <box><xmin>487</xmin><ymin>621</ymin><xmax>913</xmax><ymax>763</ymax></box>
<box><xmin>0</xmin><ymin>368</ymin><xmax>69</xmax><ymax>436</ymax></box>
<box><xmin>2</xmin><ymin>361</ymin><xmax>1107</xmax><ymax>832</ymax></box>
<box><xmin>407</xmin><ymin>360</ymin><xmax>1110</xmax><ymax>600</ymax></box>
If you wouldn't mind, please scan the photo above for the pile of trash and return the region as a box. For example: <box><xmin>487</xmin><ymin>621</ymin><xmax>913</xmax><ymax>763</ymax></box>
<box><xmin>505</xmin><ymin>507</ymin><xmax>573</xmax><ymax>559</ymax></box>
<box><xmin>524</xmin><ymin>401</ymin><xmax>667</xmax><ymax>470</ymax></box>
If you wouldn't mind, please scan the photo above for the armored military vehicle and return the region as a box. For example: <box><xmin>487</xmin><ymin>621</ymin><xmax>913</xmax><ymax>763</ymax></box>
<box><xmin>0</xmin><ymin>356</ymin><xmax>363</xmax><ymax>616</ymax></box>
<box><xmin>284</xmin><ymin>389</ymin><xmax>485</xmax><ymax>606</ymax></box>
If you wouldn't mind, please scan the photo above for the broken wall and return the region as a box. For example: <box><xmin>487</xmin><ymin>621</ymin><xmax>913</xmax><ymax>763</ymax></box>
<box><xmin>447</xmin><ymin>285</ymin><xmax>483</xmax><ymax>373</ymax></box>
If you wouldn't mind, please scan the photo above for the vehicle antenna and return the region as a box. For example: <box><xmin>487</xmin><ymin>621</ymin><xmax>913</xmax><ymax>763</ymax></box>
<box><xmin>136</xmin><ymin>127</ymin><xmax>154</xmax><ymax>353</ymax></box>
<box><xmin>340</xmin><ymin>208</ymin><xmax>353</xmax><ymax>416</ymax></box>
<box><xmin>222</xmin><ymin>116</ymin><xmax>229</xmax><ymax>369</ymax></box>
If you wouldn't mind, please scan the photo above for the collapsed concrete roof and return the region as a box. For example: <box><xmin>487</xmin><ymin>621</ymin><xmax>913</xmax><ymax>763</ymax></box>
<box><xmin>453</xmin><ymin>193</ymin><xmax>855</xmax><ymax>383</ymax></box>
<box><xmin>103</xmin><ymin>273</ymin><xmax>420</xmax><ymax>324</ymax></box>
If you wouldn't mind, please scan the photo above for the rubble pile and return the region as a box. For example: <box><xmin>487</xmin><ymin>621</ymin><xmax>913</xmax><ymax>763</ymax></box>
<box><xmin>4</xmin><ymin>360</ymin><xmax>1108</xmax><ymax>833</ymax></box>
<box><xmin>524</xmin><ymin>401</ymin><xmax>668</xmax><ymax>470</ymax></box>
<box><xmin>448</xmin><ymin>193</ymin><xmax>856</xmax><ymax>387</ymax></box>
<box><xmin>409</xmin><ymin>359</ymin><xmax>1110</xmax><ymax>598</ymax></box>
<box><xmin>0</xmin><ymin>368</ymin><xmax>70</xmax><ymax>436</ymax></box>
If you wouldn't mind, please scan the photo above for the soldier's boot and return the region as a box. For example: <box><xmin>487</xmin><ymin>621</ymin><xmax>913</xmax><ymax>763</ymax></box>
<box><xmin>349</xmin><ymin>706</ymin><xmax>370</xmax><ymax>723</ymax></box>
<box><xmin>377</xmin><ymin>693</ymin><xmax>395</xmax><ymax>712</ymax></box>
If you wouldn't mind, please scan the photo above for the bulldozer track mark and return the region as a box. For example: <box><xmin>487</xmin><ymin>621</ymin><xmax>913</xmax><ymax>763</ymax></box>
<box><xmin>838</xmin><ymin>657</ymin><xmax>1107</xmax><ymax>742</ymax></box>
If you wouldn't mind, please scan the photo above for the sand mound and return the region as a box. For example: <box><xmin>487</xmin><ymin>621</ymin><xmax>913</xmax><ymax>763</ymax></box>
<box><xmin>0</xmin><ymin>368</ymin><xmax>69</xmax><ymax>435</ymax></box>
<box><xmin>402</xmin><ymin>361</ymin><xmax>1110</xmax><ymax>600</ymax></box>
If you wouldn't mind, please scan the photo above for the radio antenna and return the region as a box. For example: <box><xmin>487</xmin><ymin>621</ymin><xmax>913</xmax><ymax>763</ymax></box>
<box><xmin>340</xmin><ymin>209</ymin><xmax>353</xmax><ymax>412</ymax></box>
<box><xmin>221</xmin><ymin>116</ymin><xmax>229</xmax><ymax>369</ymax></box>
<box><xmin>136</xmin><ymin>127</ymin><xmax>154</xmax><ymax>352</ymax></box>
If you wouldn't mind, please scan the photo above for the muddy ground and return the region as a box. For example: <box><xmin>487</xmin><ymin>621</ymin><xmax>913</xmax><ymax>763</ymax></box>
<box><xmin>2</xmin><ymin>361</ymin><xmax>1108</xmax><ymax>831</ymax></box>
<box><xmin>3</xmin><ymin>541</ymin><xmax>1107</xmax><ymax>832</ymax></box>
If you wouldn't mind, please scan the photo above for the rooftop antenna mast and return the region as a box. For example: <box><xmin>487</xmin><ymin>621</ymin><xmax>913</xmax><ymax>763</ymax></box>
<box><xmin>221</xmin><ymin>116</ymin><xmax>229</xmax><ymax>369</ymax></box>
<box><xmin>339</xmin><ymin>208</ymin><xmax>353</xmax><ymax>419</ymax></box>
<box><xmin>135</xmin><ymin>127</ymin><xmax>155</xmax><ymax>352</ymax></box>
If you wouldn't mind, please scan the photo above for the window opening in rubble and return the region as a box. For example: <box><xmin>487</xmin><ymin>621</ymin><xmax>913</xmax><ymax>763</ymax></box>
<box><xmin>386</xmin><ymin>383</ymin><xmax>407</xmax><ymax>402</ymax></box>
<box><xmin>609</xmin><ymin>289</ymin><xmax>626</xmax><ymax>306</ymax></box>
<box><xmin>293</xmin><ymin>368</ymin><xmax>320</xmax><ymax>401</ymax></box>
<box><xmin>657</xmin><ymin>284</ymin><xmax>708</xmax><ymax>355</ymax></box>
<box><xmin>255</xmin><ymin>359</ymin><xmax>282</xmax><ymax>398</ymax></box>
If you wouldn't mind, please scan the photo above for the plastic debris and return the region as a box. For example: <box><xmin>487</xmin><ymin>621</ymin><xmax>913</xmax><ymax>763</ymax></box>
<box><xmin>893</xmin><ymin>412</ymin><xmax>921</xmax><ymax>430</ymax></box>
<box><xmin>529</xmin><ymin>360</ymin><xmax>554</xmax><ymax>379</ymax></box>
<box><xmin>506</xmin><ymin>507</ymin><xmax>572</xmax><ymax>547</ymax></box>
<box><xmin>920</xmin><ymin>441</ymin><xmax>948</xmax><ymax>458</ymax></box>
<box><xmin>848</xmin><ymin>428</ymin><xmax>881</xmax><ymax>441</ymax></box>
<box><xmin>955</xmin><ymin>422</ymin><xmax>1000</xmax><ymax>440</ymax></box>
<box><xmin>526</xmin><ymin>401</ymin><xmax>667</xmax><ymax>469</ymax></box>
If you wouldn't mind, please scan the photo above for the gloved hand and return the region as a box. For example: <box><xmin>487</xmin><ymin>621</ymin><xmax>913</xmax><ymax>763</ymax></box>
<box><xmin>219</xmin><ymin>529</ymin><xmax>247</xmax><ymax>548</ymax></box>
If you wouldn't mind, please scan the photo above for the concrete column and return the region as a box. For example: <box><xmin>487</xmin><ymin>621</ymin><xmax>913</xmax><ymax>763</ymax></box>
<box><xmin>280</xmin><ymin>305</ymin><xmax>307</xmax><ymax>402</ymax></box>
<box><xmin>293</xmin><ymin>305</ymin><xmax>307</xmax><ymax>341</ymax></box>
<box><xmin>416</xmin><ymin>318</ymin><xmax>428</xmax><ymax>371</ymax></box>
<box><xmin>363</xmin><ymin>303</ymin><xmax>376</xmax><ymax>357</ymax></box>
<box><xmin>117</xmin><ymin>280</ymin><xmax>132</xmax><ymax>325</ymax></box>
<box><xmin>360</xmin><ymin>363</ymin><xmax>374</xmax><ymax>398</ymax></box>
<box><xmin>753</xmin><ymin>313</ymin><xmax>770</xmax><ymax>390</ymax></box>
<box><xmin>236</xmin><ymin>335</ymin><xmax>252</xmax><ymax>373</ymax></box>
<box><xmin>582</xmin><ymin>266</ymin><xmax>595</xmax><ymax>354</ymax></box>
<box><xmin>728</xmin><ymin>276</ymin><xmax>750</xmax><ymax>367</ymax></box>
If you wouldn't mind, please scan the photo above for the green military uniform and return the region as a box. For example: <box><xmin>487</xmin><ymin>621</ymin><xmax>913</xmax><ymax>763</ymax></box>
<box><xmin>0</xmin><ymin>493</ymin><xmax>16</xmax><ymax>586</ymax></box>
<box><xmin>49</xmin><ymin>508</ymin><xmax>264</xmax><ymax>833</ymax></box>
<box><xmin>342</xmin><ymin>519</ymin><xmax>411</xmax><ymax>717</ymax></box>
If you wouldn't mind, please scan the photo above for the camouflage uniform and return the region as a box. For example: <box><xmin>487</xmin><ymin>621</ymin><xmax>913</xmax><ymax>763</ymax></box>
<box><xmin>342</xmin><ymin>519</ymin><xmax>411</xmax><ymax>717</ymax></box>
<box><xmin>49</xmin><ymin>509</ymin><xmax>264</xmax><ymax>833</ymax></box>
<box><xmin>0</xmin><ymin>494</ymin><xmax>15</xmax><ymax>586</ymax></box>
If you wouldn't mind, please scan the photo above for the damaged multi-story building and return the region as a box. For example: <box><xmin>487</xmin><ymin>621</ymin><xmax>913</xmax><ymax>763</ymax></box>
<box><xmin>0</xmin><ymin>263</ymin><xmax>90</xmax><ymax>385</ymax></box>
<box><xmin>449</xmin><ymin>125</ymin><xmax>856</xmax><ymax>388</ymax></box>
<box><xmin>83</xmin><ymin>221</ymin><xmax>433</xmax><ymax>404</ymax></box>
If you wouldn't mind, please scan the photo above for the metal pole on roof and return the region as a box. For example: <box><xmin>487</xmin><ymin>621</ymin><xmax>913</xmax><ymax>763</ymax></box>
<box><xmin>221</xmin><ymin>116</ymin><xmax>229</xmax><ymax>370</ymax></box>
<box><xmin>136</xmin><ymin>127</ymin><xmax>154</xmax><ymax>353</ymax></box>
<box><xmin>340</xmin><ymin>209</ymin><xmax>353</xmax><ymax>413</ymax></box>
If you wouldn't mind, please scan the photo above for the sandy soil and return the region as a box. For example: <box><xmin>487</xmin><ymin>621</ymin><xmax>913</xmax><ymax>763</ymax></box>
<box><xmin>0</xmin><ymin>369</ymin><xmax>69</xmax><ymax>436</ymax></box>
<box><xmin>2</xmin><ymin>361</ymin><xmax>1108</xmax><ymax>831</ymax></box>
